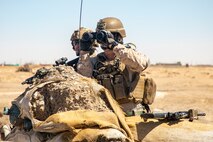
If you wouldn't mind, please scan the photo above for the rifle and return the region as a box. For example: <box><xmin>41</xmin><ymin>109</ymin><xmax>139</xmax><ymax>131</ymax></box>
<box><xmin>21</xmin><ymin>68</ymin><xmax>49</xmax><ymax>85</ymax></box>
<box><xmin>66</xmin><ymin>57</ymin><xmax>79</xmax><ymax>70</ymax></box>
<box><xmin>53</xmin><ymin>57</ymin><xmax>68</xmax><ymax>66</ymax></box>
<box><xmin>53</xmin><ymin>57</ymin><xmax>79</xmax><ymax>71</ymax></box>
<box><xmin>140</xmin><ymin>109</ymin><xmax>206</xmax><ymax>122</ymax></box>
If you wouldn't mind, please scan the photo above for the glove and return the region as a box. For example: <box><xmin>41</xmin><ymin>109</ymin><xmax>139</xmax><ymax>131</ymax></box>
<box><xmin>108</xmin><ymin>41</ymin><xmax>118</xmax><ymax>50</ymax></box>
<box><xmin>101</xmin><ymin>39</ymin><xmax>118</xmax><ymax>50</ymax></box>
<box><xmin>80</xmin><ymin>39</ymin><xmax>93</xmax><ymax>51</ymax></box>
<box><xmin>96</xmin><ymin>30</ymin><xmax>118</xmax><ymax>50</ymax></box>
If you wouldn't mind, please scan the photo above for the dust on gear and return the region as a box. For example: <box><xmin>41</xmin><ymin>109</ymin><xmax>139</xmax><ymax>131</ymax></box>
<box><xmin>29</xmin><ymin>66</ymin><xmax>112</xmax><ymax>121</ymax></box>
<box><xmin>5</xmin><ymin>65</ymin><xmax>134</xmax><ymax>141</ymax></box>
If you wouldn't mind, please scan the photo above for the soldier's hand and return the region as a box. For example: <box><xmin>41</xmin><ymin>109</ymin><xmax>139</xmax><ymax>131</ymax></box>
<box><xmin>80</xmin><ymin>40</ymin><xmax>93</xmax><ymax>51</ymax></box>
<box><xmin>96</xmin><ymin>31</ymin><xmax>118</xmax><ymax>50</ymax></box>
<box><xmin>101</xmin><ymin>39</ymin><xmax>118</xmax><ymax>50</ymax></box>
<box><xmin>108</xmin><ymin>41</ymin><xmax>118</xmax><ymax>50</ymax></box>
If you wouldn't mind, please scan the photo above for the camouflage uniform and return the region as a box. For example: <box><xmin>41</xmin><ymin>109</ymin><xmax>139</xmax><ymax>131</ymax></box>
<box><xmin>69</xmin><ymin>27</ymin><xmax>98</xmax><ymax>71</ymax></box>
<box><xmin>77</xmin><ymin>44</ymin><xmax>149</xmax><ymax>76</ymax></box>
<box><xmin>77</xmin><ymin>17</ymin><xmax>150</xmax><ymax>115</ymax></box>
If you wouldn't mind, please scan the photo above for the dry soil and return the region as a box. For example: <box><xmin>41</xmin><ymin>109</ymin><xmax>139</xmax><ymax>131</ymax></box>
<box><xmin>0</xmin><ymin>65</ymin><xmax>213</xmax><ymax>141</ymax></box>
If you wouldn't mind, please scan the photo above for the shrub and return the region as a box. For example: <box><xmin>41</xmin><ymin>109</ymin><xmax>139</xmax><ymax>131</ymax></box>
<box><xmin>16</xmin><ymin>64</ymin><xmax>32</xmax><ymax>72</ymax></box>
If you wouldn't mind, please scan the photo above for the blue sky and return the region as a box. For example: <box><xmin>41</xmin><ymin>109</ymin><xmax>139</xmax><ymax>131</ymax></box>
<box><xmin>0</xmin><ymin>0</ymin><xmax>213</xmax><ymax>65</ymax></box>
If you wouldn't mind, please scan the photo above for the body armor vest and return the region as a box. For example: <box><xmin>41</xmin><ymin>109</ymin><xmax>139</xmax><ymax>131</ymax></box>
<box><xmin>93</xmin><ymin>52</ymin><xmax>146</xmax><ymax>104</ymax></box>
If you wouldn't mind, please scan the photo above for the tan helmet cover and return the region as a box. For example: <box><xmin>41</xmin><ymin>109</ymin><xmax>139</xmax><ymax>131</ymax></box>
<box><xmin>70</xmin><ymin>27</ymin><xmax>93</xmax><ymax>41</ymax></box>
<box><xmin>70</xmin><ymin>27</ymin><xmax>99</xmax><ymax>47</ymax></box>
<box><xmin>96</xmin><ymin>17</ymin><xmax>126</xmax><ymax>38</ymax></box>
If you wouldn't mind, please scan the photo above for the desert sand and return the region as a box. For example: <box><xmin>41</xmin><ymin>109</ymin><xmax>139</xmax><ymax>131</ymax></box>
<box><xmin>0</xmin><ymin>65</ymin><xmax>213</xmax><ymax>141</ymax></box>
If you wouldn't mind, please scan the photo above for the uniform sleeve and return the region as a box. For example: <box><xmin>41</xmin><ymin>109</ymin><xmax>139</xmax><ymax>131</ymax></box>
<box><xmin>113</xmin><ymin>44</ymin><xmax>150</xmax><ymax>73</ymax></box>
<box><xmin>77</xmin><ymin>52</ymin><xmax>94</xmax><ymax>77</ymax></box>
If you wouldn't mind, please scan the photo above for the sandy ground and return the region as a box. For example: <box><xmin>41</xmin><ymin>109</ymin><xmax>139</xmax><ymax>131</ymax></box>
<box><xmin>133</xmin><ymin>65</ymin><xmax>213</xmax><ymax>141</ymax></box>
<box><xmin>0</xmin><ymin>65</ymin><xmax>213</xmax><ymax>141</ymax></box>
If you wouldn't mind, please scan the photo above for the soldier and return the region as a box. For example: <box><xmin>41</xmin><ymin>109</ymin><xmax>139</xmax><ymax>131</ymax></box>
<box><xmin>77</xmin><ymin>17</ymin><xmax>155</xmax><ymax>115</ymax></box>
<box><xmin>68</xmin><ymin>27</ymin><xmax>98</xmax><ymax>70</ymax></box>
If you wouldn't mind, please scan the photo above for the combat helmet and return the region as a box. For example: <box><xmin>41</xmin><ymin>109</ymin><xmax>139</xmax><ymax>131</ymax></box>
<box><xmin>70</xmin><ymin>27</ymin><xmax>92</xmax><ymax>44</ymax></box>
<box><xmin>70</xmin><ymin>27</ymin><xmax>99</xmax><ymax>51</ymax></box>
<box><xmin>96</xmin><ymin>17</ymin><xmax>126</xmax><ymax>38</ymax></box>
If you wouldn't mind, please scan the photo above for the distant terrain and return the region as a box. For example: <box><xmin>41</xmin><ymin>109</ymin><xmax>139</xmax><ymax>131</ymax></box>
<box><xmin>0</xmin><ymin>65</ymin><xmax>213</xmax><ymax>141</ymax></box>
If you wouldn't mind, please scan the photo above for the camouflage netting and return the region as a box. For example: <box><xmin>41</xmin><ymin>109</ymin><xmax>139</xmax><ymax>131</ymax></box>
<box><xmin>6</xmin><ymin>65</ymin><xmax>134</xmax><ymax>141</ymax></box>
<box><xmin>28</xmin><ymin>65</ymin><xmax>112</xmax><ymax>121</ymax></box>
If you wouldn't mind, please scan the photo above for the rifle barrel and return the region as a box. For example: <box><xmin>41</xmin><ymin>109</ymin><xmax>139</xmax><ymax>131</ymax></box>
<box><xmin>198</xmin><ymin>113</ymin><xmax>206</xmax><ymax>116</ymax></box>
<box><xmin>66</xmin><ymin>57</ymin><xmax>79</xmax><ymax>67</ymax></box>
<box><xmin>141</xmin><ymin>110</ymin><xmax>206</xmax><ymax>121</ymax></box>
<box><xmin>141</xmin><ymin>113</ymin><xmax>168</xmax><ymax>119</ymax></box>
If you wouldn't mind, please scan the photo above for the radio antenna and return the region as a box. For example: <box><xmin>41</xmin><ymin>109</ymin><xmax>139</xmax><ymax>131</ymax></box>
<box><xmin>78</xmin><ymin>0</ymin><xmax>84</xmax><ymax>47</ymax></box>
